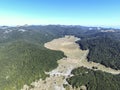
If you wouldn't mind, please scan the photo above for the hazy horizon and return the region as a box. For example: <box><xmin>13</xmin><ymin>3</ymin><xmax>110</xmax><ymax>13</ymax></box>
<box><xmin>0</xmin><ymin>0</ymin><xmax>120</xmax><ymax>27</ymax></box>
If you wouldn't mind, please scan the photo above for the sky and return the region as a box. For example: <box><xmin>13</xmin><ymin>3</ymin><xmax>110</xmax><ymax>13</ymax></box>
<box><xmin>0</xmin><ymin>0</ymin><xmax>120</xmax><ymax>27</ymax></box>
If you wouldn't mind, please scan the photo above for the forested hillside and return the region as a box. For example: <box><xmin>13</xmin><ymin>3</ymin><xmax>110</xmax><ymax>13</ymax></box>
<box><xmin>77</xmin><ymin>32</ymin><xmax>120</xmax><ymax>70</ymax></box>
<box><xmin>0</xmin><ymin>40</ymin><xmax>65</xmax><ymax>90</ymax></box>
<box><xmin>0</xmin><ymin>25</ymin><xmax>120</xmax><ymax>90</ymax></box>
<box><xmin>0</xmin><ymin>26</ymin><xmax>67</xmax><ymax>90</ymax></box>
<box><xmin>67</xmin><ymin>67</ymin><xmax>120</xmax><ymax>90</ymax></box>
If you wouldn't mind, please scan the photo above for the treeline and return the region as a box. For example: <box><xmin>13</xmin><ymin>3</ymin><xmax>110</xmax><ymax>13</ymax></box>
<box><xmin>1</xmin><ymin>25</ymin><xmax>120</xmax><ymax>90</ymax></box>
<box><xmin>77</xmin><ymin>33</ymin><xmax>120</xmax><ymax>70</ymax></box>
<box><xmin>67</xmin><ymin>67</ymin><xmax>120</xmax><ymax>90</ymax></box>
<box><xmin>0</xmin><ymin>41</ymin><xmax>65</xmax><ymax>90</ymax></box>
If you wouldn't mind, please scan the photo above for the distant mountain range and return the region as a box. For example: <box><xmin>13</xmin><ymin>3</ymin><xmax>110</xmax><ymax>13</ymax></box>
<box><xmin>0</xmin><ymin>25</ymin><xmax>120</xmax><ymax>90</ymax></box>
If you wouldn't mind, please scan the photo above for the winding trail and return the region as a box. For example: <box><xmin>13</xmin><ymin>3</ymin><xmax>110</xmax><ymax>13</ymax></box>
<box><xmin>21</xmin><ymin>35</ymin><xmax>120</xmax><ymax>90</ymax></box>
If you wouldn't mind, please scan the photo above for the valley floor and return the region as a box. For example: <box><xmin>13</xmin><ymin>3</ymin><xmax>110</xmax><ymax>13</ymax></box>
<box><xmin>21</xmin><ymin>35</ymin><xmax>120</xmax><ymax>90</ymax></box>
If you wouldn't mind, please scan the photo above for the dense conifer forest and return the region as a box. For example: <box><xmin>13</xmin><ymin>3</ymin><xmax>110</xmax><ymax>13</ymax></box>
<box><xmin>67</xmin><ymin>67</ymin><xmax>120</xmax><ymax>90</ymax></box>
<box><xmin>0</xmin><ymin>25</ymin><xmax>120</xmax><ymax>90</ymax></box>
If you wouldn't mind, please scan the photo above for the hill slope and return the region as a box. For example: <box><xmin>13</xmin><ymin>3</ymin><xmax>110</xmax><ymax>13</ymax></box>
<box><xmin>0</xmin><ymin>41</ymin><xmax>65</xmax><ymax>90</ymax></box>
<box><xmin>67</xmin><ymin>67</ymin><xmax>120</xmax><ymax>90</ymax></box>
<box><xmin>78</xmin><ymin>37</ymin><xmax>120</xmax><ymax>70</ymax></box>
